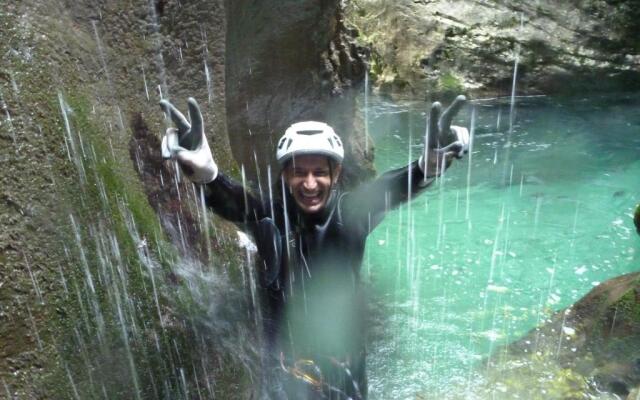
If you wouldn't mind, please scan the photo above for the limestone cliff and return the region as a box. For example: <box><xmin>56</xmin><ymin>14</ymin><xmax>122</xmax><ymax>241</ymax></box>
<box><xmin>346</xmin><ymin>0</ymin><xmax>640</xmax><ymax>98</ymax></box>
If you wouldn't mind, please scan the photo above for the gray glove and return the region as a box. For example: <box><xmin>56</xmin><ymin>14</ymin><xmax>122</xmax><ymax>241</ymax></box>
<box><xmin>419</xmin><ymin>94</ymin><xmax>469</xmax><ymax>177</ymax></box>
<box><xmin>160</xmin><ymin>97</ymin><xmax>218</xmax><ymax>184</ymax></box>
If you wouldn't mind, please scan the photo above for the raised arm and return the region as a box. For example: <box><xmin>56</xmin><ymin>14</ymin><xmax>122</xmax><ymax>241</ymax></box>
<box><xmin>160</xmin><ymin>97</ymin><xmax>270</xmax><ymax>224</ymax></box>
<box><xmin>340</xmin><ymin>161</ymin><xmax>429</xmax><ymax>234</ymax></box>
<box><xmin>341</xmin><ymin>96</ymin><xmax>470</xmax><ymax>234</ymax></box>
<box><xmin>202</xmin><ymin>173</ymin><xmax>270</xmax><ymax>223</ymax></box>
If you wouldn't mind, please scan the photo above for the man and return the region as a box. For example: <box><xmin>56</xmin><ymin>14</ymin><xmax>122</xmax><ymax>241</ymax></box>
<box><xmin>160</xmin><ymin>96</ymin><xmax>469</xmax><ymax>399</ymax></box>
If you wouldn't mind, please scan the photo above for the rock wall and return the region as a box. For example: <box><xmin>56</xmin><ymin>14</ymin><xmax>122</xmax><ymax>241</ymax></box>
<box><xmin>0</xmin><ymin>0</ymin><xmax>250</xmax><ymax>398</ymax></box>
<box><xmin>0</xmin><ymin>0</ymin><xmax>369</xmax><ymax>398</ymax></box>
<box><xmin>225</xmin><ymin>0</ymin><xmax>373</xmax><ymax>187</ymax></box>
<box><xmin>346</xmin><ymin>0</ymin><xmax>640</xmax><ymax>99</ymax></box>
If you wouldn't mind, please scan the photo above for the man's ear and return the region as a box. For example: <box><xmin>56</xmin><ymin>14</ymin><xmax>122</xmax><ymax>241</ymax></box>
<box><xmin>280</xmin><ymin>168</ymin><xmax>292</xmax><ymax>194</ymax></box>
<box><xmin>281</xmin><ymin>160</ymin><xmax>292</xmax><ymax>180</ymax></box>
<box><xmin>332</xmin><ymin>163</ymin><xmax>342</xmax><ymax>185</ymax></box>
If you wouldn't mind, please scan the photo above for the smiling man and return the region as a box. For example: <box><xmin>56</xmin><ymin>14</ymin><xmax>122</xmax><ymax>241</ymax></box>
<box><xmin>278</xmin><ymin>121</ymin><xmax>343</xmax><ymax>215</ymax></box>
<box><xmin>285</xmin><ymin>154</ymin><xmax>337</xmax><ymax>213</ymax></box>
<box><xmin>160</xmin><ymin>97</ymin><xmax>469</xmax><ymax>399</ymax></box>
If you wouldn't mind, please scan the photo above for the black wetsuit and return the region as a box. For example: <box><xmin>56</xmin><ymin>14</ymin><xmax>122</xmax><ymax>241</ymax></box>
<box><xmin>203</xmin><ymin>160</ymin><xmax>433</xmax><ymax>399</ymax></box>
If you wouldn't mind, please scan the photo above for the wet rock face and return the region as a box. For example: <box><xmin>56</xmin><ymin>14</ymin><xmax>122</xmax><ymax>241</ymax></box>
<box><xmin>0</xmin><ymin>0</ymin><xmax>242</xmax><ymax>397</ymax></box>
<box><xmin>1</xmin><ymin>0</ymin><xmax>369</xmax><ymax>397</ymax></box>
<box><xmin>224</xmin><ymin>0</ymin><xmax>372</xmax><ymax>187</ymax></box>
<box><xmin>346</xmin><ymin>0</ymin><xmax>640</xmax><ymax>98</ymax></box>
<box><xmin>634</xmin><ymin>203</ymin><xmax>640</xmax><ymax>235</ymax></box>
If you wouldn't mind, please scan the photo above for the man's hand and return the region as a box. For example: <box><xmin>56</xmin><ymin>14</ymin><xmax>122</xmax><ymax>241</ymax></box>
<box><xmin>160</xmin><ymin>97</ymin><xmax>218</xmax><ymax>184</ymax></box>
<box><xmin>419</xmin><ymin>95</ymin><xmax>470</xmax><ymax>178</ymax></box>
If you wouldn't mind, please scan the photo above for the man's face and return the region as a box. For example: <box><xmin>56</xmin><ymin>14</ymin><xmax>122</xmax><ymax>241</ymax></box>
<box><xmin>284</xmin><ymin>155</ymin><xmax>341</xmax><ymax>214</ymax></box>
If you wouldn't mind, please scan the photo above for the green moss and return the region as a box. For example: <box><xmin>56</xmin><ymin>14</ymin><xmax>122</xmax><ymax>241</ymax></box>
<box><xmin>367</xmin><ymin>51</ymin><xmax>385</xmax><ymax>82</ymax></box>
<box><xmin>439</xmin><ymin>72</ymin><xmax>462</xmax><ymax>91</ymax></box>
<box><xmin>612</xmin><ymin>287</ymin><xmax>640</xmax><ymax>326</ymax></box>
<box><xmin>437</xmin><ymin>71</ymin><xmax>465</xmax><ymax>98</ymax></box>
<box><xmin>28</xmin><ymin>87</ymin><xmax>185</xmax><ymax>396</ymax></box>
<box><xmin>54</xmin><ymin>91</ymin><xmax>255</xmax><ymax>398</ymax></box>
<box><xmin>479</xmin><ymin>353</ymin><xmax>591</xmax><ymax>399</ymax></box>
<box><xmin>494</xmin><ymin>15</ymin><xmax>521</xmax><ymax>30</ymax></box>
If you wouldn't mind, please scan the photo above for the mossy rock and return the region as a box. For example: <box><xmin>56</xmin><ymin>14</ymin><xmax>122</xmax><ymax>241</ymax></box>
<box><xmin>475</xmin><ymin>353</ymin><xmax>592</xmax><ymax>399</ymax></box>
<box><xmin>493</xmin><ymin>272</ymin><xmax>640</xmax><ymax>398</ymax></box>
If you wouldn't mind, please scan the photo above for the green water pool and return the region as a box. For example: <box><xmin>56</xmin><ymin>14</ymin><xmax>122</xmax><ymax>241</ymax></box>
<box><xmin>363</xmin><ymin>94</ymin><xmax>640</xmax><ymax>398</ymax></box>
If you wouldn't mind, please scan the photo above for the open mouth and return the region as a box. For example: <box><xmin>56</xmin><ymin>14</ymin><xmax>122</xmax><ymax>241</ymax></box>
<box><xmin>299</xmin><ymin>191</ymin><xmax>322</xmax><ymax>206</ymax></box>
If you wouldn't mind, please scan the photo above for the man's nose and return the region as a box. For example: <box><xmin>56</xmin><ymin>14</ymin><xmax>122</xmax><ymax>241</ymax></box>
<box><xmin>303</xmin><ymin>173</ymin><xmax>317</xmax><ymax>189</ymax></box>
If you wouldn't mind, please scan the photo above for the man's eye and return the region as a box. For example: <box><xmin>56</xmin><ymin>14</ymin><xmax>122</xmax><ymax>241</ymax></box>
<box><xmin>315</xmin><ymin>171</ymin><xmax>329</xmax><ymax>177</ymax></box>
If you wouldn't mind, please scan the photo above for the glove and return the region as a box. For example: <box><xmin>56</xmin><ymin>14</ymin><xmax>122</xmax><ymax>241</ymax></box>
<box><xmin>419</xmin><ymin>94</ymin><xmax>470</xmax><ymax>178</ymax></box>
<box><xmin>160</xmin><ymin>97</ymin><xmax>218</xmax><ymax>184</ymax></box>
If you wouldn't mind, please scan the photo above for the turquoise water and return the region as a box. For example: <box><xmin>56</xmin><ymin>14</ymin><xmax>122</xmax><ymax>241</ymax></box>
<box><xmin>363</xmin><ymin>94</ymin><xmax>640</xmax><ymax>399</ymax></box>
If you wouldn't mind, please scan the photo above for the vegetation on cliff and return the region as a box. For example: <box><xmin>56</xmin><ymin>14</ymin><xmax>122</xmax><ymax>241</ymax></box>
<box><xmin>345</xmin><ymin>0</ymin><xmax>640</xmax><ymax>97</ymax></box>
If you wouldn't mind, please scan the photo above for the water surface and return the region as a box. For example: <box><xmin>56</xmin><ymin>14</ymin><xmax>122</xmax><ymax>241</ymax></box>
<box><xmin>363</xmin><ymin>94</ymin><xmax>640</xmax><ymax>399</ymax></box>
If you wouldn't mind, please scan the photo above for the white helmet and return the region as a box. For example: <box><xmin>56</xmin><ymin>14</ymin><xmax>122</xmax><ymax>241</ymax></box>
<box><xmin>276</xmin><ymin>121</ymin><xmax>344</xmax><ymax>165</ymax></box>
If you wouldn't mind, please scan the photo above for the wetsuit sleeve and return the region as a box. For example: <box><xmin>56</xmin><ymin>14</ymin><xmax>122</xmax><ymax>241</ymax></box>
<box><xmin>202</xmin><ymin>172</ymin><xmax>270</xmax><ymax>223</ymax></box>
<box><xmin>340</xmin><ymin>160</ymin><xmax>434</xmax><ymax>234</ymax></box>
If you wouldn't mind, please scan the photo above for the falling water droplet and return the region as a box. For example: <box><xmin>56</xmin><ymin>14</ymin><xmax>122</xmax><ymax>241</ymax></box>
<box><xmin>204</xmin><ymin>61</ymin><xmax>214</xmax><ymax>105</ymax></box>
<box><xmin>141</xmin><ymin>64</ymin><xmax>150</xmax><ymax>101</ymax></box>
<box><xmin>465</xmin><ymin>105</ymin><xmax>476</xmax><ymax>222</ymax></box>
<box><xmin>364</xmin><ymin>67</ymin><xmax>370</xmax><ymax>155</ymax></box>
<box><xmin>23</xmin><ymin>252</ymin><xmax>43</xmax><ymax>305</ymax></box>
<box><xmin>26</xmin><ymin>305</ymin><xmax>43</xmax><ymax>351</ymax></box>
